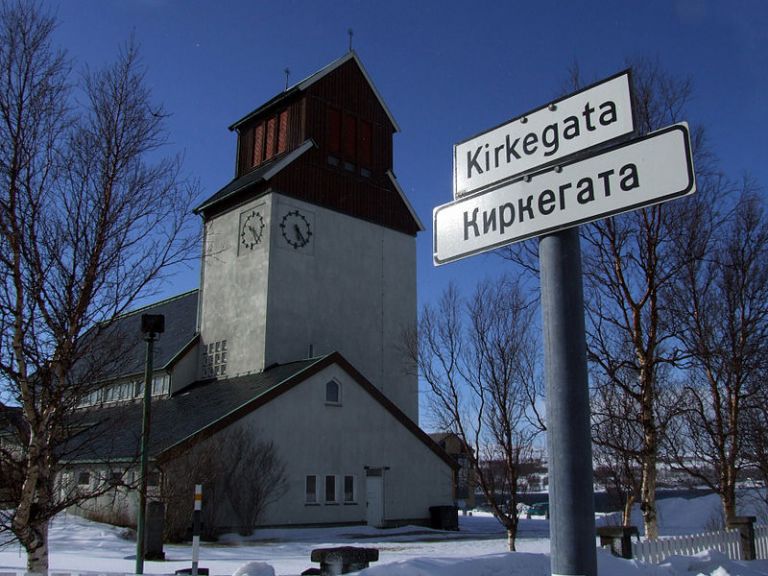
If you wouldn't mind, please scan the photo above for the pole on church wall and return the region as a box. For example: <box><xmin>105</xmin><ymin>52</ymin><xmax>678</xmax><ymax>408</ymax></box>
<box><xmin>539</xmin><ymin>227</ymin><xmax>597</xmax><ymax>576</ymax></box>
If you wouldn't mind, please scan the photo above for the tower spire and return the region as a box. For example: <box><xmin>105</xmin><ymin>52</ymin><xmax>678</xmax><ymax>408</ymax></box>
<box><xmin>347</xmin><ymin>28</ymin><xmax>354</xmax><ymax>52</ymax></box>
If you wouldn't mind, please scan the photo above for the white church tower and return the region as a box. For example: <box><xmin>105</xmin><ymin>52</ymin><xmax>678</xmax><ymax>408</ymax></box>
<box><xmin>193</xmin><ymin>52</ymin><xmax>423</xmax><ymax>423</ymax></box>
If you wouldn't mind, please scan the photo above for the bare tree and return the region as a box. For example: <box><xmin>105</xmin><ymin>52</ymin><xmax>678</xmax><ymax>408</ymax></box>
<box><xmin>158</xmin><ymin>428</ymin><xmax>287</xmax><ymax>541</ymax></box>
<box><xmin>0</xmin><ymin>3</ymin><xmax>198</xmax><ymax>572</ymax></box>
<box><xmin>219</xmin><ymin>428</ymin><xmax>287</xmax><ymax>535</ymax></box>
<box><xmin>667</xmin><ymin>188</ymin><xmax>768</xmax><ymax>524</ymax></box>
<box><xmin>591</xmin><ymin>376</ymin><xmax>643</xmax><ymax>526</ymax></box>
<box><xmin>407</xmin><ymin>277</ymin><xmax>544</xmax><ymax>551</ymax></box>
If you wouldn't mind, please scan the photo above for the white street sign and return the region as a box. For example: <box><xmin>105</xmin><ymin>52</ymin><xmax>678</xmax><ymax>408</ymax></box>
<box><xmin>454</xmin><ymin>70</ymin><xmax>634</xmax><ymax>199</ymax></box>
<box><xmin>435</xmin><ymin>123</ymin><xmax>695</xmax><ymax>265</ymax></box>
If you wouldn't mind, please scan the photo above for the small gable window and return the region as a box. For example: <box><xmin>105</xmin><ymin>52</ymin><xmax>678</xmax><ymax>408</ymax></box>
<box><xmin>325</xmin><ymin>380</ymin><xmax>341</xmax><ymax>405</ymax></box>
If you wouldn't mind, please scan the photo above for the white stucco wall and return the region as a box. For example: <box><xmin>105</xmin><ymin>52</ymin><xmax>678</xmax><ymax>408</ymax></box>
<box><xmin>198</xmin><ymin>196</ymin><xmax>275</xmax><ymax>378</ymax></box>
<box><xmin>264</xmin><ymin>193</ymin><xmax>419</xmax><ymax>422</ymax></box>
<box><xmin>170</xmin><ymin>341</ymin><xmax>201</xmax><ymax>394</ymax></box>
<box><xmin>221</xmin><ymin>363</ymin><xmax>453</xmax><ymax>528</ymax></box>
<box><xmin>199</xmin><ymin>191</ymin><xmax>419</xmax><ymax>422</ymax></box>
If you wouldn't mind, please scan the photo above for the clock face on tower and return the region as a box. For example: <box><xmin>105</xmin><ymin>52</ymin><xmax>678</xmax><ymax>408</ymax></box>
<box><xmin>239</xmin><ymin>208</ymin><xmax>265</xmax><ymax>252</ymax></box>
<box><xmin>279</xmin><ymin>209</ymin><xmax>313</xmax><ymax>249</ymax></box>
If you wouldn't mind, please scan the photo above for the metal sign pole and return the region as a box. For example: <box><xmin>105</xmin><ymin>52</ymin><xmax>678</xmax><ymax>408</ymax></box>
<box><xmin>539</xmin><ymin>226</ymin><xmax>597</xmax><ymax>576</ymax></box>
<box><xmin>191</xmin><ymin>484</ymin><xmax>202</xmax><ymax>576</ymax></box>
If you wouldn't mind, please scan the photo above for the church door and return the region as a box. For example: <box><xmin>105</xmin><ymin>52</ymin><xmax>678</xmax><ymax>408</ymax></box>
<box><xmin>365</xmin><ymin>470</ymin><xmax>384</xmax><ymax>527</ymax></box>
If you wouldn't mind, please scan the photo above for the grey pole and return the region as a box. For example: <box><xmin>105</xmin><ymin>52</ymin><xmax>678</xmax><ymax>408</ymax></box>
<box><xmin>539</xmin><ymin>226</ymin><xmax>597</xmax><ymax>576</ymax></box>
<box><xmin>135</xmin><ymin>331</ymin><xmax>155</xmax><ymax>575</ymax></box>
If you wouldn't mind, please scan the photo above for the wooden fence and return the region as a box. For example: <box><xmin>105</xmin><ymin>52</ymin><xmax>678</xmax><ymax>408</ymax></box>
<box><xmin>631</xmin><ymin>528</ymin><xmax>742</xmax><ymax>563</ymax></box>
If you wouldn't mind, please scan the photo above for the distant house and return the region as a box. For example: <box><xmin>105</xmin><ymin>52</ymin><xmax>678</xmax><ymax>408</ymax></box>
<box><xmin>430</xmin><ymin>433</ymin><xmax>476</xmax><ymax>511</ymax></box>
<box><xmin>61</xmin><ymin>51</ymin><xmax>456</xmax><ymax>534</ymax></box>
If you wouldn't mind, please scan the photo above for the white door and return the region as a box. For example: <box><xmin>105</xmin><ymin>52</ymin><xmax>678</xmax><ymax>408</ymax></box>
<box><xmin>365</xmin><ymin>473</ymin><xmax>384</xmax><ymax>527</ymax></box>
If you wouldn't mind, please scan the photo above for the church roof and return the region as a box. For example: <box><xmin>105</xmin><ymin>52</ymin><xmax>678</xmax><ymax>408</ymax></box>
<box><xmin>74</xmin><ymin>290</ymin><xmax>199</xmax><ymax>383</ymax></box>
<box><xmin>228</xmin><ymin>51</ymin><xmax>399</xmax><ymax>133</ymax></box>
<box><xmin>64</xmin><ymin>357</ymin><xmax>319</xmax><ymax>464</ymax></box>
<box><xmin>193</xmin><ymin>139</ymin><xmax>315</xmax><ymax>215</ymax></box>
<box><xmin>64</xmin><ymin>352</ymin><xmax>456</xmax><ymax>470</ymax></box>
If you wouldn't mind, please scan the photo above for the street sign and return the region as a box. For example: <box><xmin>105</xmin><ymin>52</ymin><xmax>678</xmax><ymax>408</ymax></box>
<box><xmin>453</xmin><ymin>70</ymin><xmax>634</xmax><ymax>199</ymax></box>
<box><xmin>435</xmin><ymin>123</ymin><xmax>695</xmax><ymax>265</ymax></box>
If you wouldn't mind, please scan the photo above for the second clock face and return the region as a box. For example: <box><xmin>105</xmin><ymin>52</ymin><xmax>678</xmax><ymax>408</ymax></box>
<box><xmin>280</xmin><ymin>209</ymin><xmax>312</xmax><ymax>249</ymax></box>
<box><xmin>240</xmin><ymin>209</ymin><xmax>265</xmax><ymax>251</ymax></box>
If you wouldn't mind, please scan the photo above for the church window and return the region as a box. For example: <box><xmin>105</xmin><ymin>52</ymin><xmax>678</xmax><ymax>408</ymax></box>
<box><xmin>325</xmin><ymin>380</ymin><xmax>341</xmax><ymax>405</ymax></box>
<box><xmin>327</xmin><ymin>107</ymin><xmax>341</xmax><ymax>155</ymax></box>
<box><xmin>248</xmin><ymin>109</ymin><xmax>290</xmax><ymax>170</ymax></box>
<box><xmin>325</xmin><ymin>475</ymin><xmax>338</xmax><ymax>503</ymax></box>
<box><xmin>305</xmin><ymin>475</ymin><xmax>318</xmax><ymax>504</ymax></box>
<box><xmin>202</xmin><ymin>339</ymin><xmax>228</xmax><ymax>378</ymax></box>
<box><xmin>342</xmin><ymin>113</ymin><xmax>356</xmax><ymax>161</ymax></box>
<box><xmin>344</xmin><ymin>475</ymin><xmax>356</xmax><ymax>504</ymax></box>
<box><xmin>103</xmin><ymin>383</ymin><xmax>117</xmax><ymax>403</ymax></box>
<box><xmin>358</xmin><ymin>120</ymin><xmax>372</xmax><ymax>169</ymax></box>
<box><xmin>326</xmin><ymin>107</ymin><xmax>373</xmax><ymax>177</ymax></box>
<box><xmin>252</xmin><ymin>124</ymin><xmax>264</xmax><ymax>167</ymax></box>
<box><xmin>152</xmin><ymin>373</ymin><xmax>170</xmax><ymax>396</ymax></box>
<box><xmin>265</xmin><ymin>117</ymin><xmax>277</xmax><ymax>159</ymax></box>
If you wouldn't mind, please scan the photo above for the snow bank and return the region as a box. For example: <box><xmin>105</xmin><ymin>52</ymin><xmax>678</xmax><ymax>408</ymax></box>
<box><xmin>357</xmin><ymin>549</ymin><xmax>768</xmax><ymax>576</ymax></box>
<box><xmin>232</xmin><ymin>562</ymin><xmax>275</xmax><ymax>576</ymax></box>
<box><xmin>357</xmin><ymin>551</ymin><xmax>551</xmax><ymax>576</ymax></box>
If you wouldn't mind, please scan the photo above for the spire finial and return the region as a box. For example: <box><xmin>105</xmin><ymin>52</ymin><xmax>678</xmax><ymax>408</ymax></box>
<box><xmin>347</xmin><ymin>28</ymin><xmax>354</xmax><ymax>52</ymax></box>
<box><xmin>284</xmin><ymin>67</ymin><xmax>290</xmax><ymax>91</ymax></box>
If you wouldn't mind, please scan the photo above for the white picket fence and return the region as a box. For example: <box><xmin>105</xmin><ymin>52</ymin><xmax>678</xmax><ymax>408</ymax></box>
<box><xmin>632</xmin><ymin>528</ymin><xmax>742</xmax><ymax>563</ymax></box>
<box><xmin>755</xmin><ymin>524</ymin><xmax>768</xmax><ymax>559</ymax></box>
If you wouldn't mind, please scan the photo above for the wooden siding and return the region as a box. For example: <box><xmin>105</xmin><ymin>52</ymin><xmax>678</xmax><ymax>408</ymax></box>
<box><xmin>270</xmin><ymin>150</ymin><xmax>418</xmax><ymax>236</ymax></box>
<box><xmin>222</xmin><ymin>56</ymin><xmax>416</xmax><ymax>235</ymax></box>
<box><xmin>237</xmin><ymin>98</ymin><xmax>305</xmax><ymax>178</ymax></box>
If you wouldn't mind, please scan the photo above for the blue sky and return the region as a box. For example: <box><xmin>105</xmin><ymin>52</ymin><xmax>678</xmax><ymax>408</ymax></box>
<box><xmin>45</xmin><ymin>0</ymin><xmax>768</xmax><ymax>308</ymax></box>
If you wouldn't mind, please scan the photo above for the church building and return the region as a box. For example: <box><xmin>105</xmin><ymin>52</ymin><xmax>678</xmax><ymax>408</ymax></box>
<box><xmin>67</xmin><ymin>51</ymin><xmax>456</xmax><ymax>533</ymax></box>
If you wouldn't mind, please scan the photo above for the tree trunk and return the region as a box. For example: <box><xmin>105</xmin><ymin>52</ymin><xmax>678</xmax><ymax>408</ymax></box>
<box><xmin>26</xmin><ymin>520</ymin><xmax>49</xmax><ymax>575</ymax></box>
<box><xmin>722</xmin><ymin>484</ymin><xmax>737</xmax><ymax>526</ymax></box>
<box><xmin>13</xmin><ymin>429</ymin><xmax>53</xmax><ymax>576</ymax></box>
<box><xmin>640</xmin><ymin>454</ymin><xmax>658</xmax><ymax>539</ymax></box>
<box><xmin>623</xmin><ymin>493</ymin><xmax>636</xmax><ymax>527</ymax></box>
<box><xmin>507</xmin><ymin>528</ymin><xmax>516</xmax><ymax>552</ymax></box>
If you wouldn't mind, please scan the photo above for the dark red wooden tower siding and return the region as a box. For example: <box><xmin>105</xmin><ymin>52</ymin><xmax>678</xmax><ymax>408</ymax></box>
<box><xmin>197</xmin><ymin>53</ymin><xmax>419</xmax><ymax>236</ymax></box>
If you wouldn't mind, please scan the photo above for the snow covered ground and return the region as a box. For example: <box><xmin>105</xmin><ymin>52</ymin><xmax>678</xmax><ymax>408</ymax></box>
<box><xmin>2</xmin><ymin>493</ymin><xmax>768</xmax><ymax>575</ymax></box>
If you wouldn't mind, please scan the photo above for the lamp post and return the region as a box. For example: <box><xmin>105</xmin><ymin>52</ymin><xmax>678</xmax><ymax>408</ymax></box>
<box><xmin>136</xmin><ymin>314</ymin><xmax>164</xmax><ymax>575</ymax></box>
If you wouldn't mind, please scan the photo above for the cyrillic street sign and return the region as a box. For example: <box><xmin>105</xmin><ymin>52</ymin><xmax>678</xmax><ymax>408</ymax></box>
<box><xmin>453</xmin><ymin>70</ymin><xmax>634</xmax><ymax>199</ymax></box>
<box><xmin>435</xmin><ymin>123</ymin><xmax>695</xmax><ymax>265</ymax></box>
